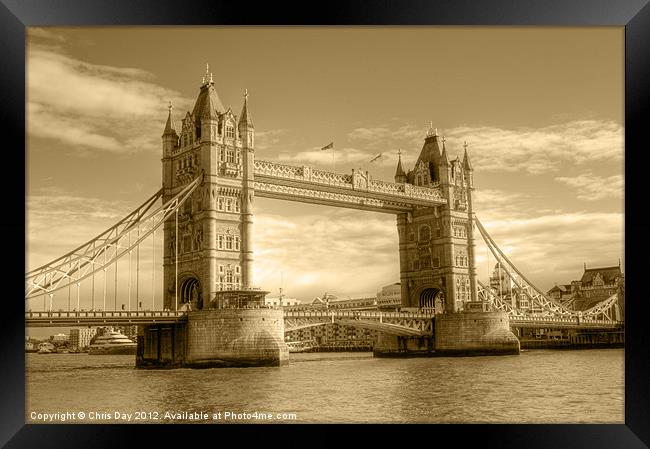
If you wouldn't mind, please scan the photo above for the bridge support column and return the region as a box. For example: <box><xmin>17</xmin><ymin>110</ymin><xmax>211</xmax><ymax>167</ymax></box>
<box><xmin>136</xmin><ymin>308</ymin><xmax>289</xmax><ymax>368</ymax></box>
<box><xmin>434</xmin><ymin>311</ymin><xmax>520</xmax><ymax>356</ymax></box>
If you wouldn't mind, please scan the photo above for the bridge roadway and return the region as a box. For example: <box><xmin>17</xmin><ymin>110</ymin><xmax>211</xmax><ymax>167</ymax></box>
<box><xmin>24</xmin><ymin>309</ymin><xmax>623</xmax><ymax>332</ymax></box>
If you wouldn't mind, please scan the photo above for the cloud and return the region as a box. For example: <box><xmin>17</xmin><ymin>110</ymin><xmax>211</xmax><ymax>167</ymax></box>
<box><xmin>27</xmin><ymin>45</ymin><xmax>193</xmax><ymax>154</ymax></box>
<box><xmin>444</xmin><ymin>120</ymin><xmax>623</xmax><ymax>174</ymax></box>
<box><xmin>255</xmin><ymin>129</ymin><xmax>290</xmax><ymax>151</ymax></box>
<box><xmin>253</xmin><ymin>205</ymin><xmax>399</xmax><ymax>299</ymax></box>
<box><xmin>274</xmin><ymin>146</ymin><xmax>378</xmax><ymax>167</ymax></box>
<box><xmin>26</xmin><ymin>189</ymin><xmax>136</xmax><ymax>269</ymax></box>
<box><xmin>348</xmin><ymin>120</ymin><xmax>623</xmax><ymax>175</ymax></box>
<box><xmin>27</xmin><ymin>28</ymin><xmax>67</xmax><ymax>43</ymax></box>
<box><xmin>554</xmin><ymin>172</ymin><xmax>623</xmax><ymax>201</ymax></box>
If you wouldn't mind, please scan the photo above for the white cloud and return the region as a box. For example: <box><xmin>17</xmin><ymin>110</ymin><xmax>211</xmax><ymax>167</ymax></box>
<box><xmin>444</xmin><ymin>120</ymin><xmax>623</xmax><ymax>174</ymax></box>
<box><xmin>348</xmin><ymin>120</ymin><xmax>623</xmax><ymax>175</ymax></box>
<box><xmin>555</xmin><ymin>172</ymin><xmax>623</xmax><ymax>201</ymax></box>
<box><xmin>275</xmin><ymin>146</ymin><xmax>376</xmax><ymax>167</ymax></box>
<box><xmin>27</xmin><ymin>45</ymin><xmax>193</xmax><ymax>154</ymax></box>
<box><xmin>255</xmin><ymin>129</ymin><xmax>290</xmax><ymax>151</ymax></box>
<box><xmin>253</xmin><ymin>205</ymin><xmax>399</xmax><ymax>299</ymax></box>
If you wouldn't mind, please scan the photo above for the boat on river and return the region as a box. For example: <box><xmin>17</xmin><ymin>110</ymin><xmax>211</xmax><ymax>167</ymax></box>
<box><xmin>88</xmin><ymin>328</ymin><xmax>137</xmax><ymax>355</ymax></box>
<box><xmin>286</xmin><ymin>340</ymin><xmax>317</xmax><ymax>353</ymax></box>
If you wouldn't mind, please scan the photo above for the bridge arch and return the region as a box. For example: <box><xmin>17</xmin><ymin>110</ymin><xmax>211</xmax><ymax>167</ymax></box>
<box><xmin>179</xmin><ymin>274</ymin><xmax>202</xmax><ymax>310</ymax></box>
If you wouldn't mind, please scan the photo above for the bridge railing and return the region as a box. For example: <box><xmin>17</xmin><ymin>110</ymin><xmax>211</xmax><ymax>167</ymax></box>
<box><xmin>283</xmin><ymin>310</ymin><xmax>435</xmax><ymax>319</ymax></box>
<box><xmin>510</xmin><ymin>315</ymin><xmax>623</xmax><ymax>326</ymax></box>
<box><xmin>25</xmin><ymin>310</ymin><xmax>186</xmax><ymax>319</ymax></box>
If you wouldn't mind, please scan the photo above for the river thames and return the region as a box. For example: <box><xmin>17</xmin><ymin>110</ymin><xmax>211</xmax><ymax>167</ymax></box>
<box><xmin>26</xmin><ymin>349</ymin><xmax>623</xmax><ymax>424</ymax></box>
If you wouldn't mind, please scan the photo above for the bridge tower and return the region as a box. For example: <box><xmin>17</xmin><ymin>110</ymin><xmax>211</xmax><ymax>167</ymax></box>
<box><xmin>395</xmin><ymin>126</ymin><xmax>478</xmax><ymax>313</ymax></box>
<box><xmin>161</xmin><ymin>67</ymin><xmax>256</xmax><ymax>311</ymax></box>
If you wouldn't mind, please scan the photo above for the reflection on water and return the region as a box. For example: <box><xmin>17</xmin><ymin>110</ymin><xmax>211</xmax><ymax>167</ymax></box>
<box><xmin>26</xmin><ymin>349</ymin><xmax>624</xmax><ymax>424</ymax></box>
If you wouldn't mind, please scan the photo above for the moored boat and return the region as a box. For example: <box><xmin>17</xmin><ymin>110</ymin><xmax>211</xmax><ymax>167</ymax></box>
<box><xmin>286</xmin><ymin>340</ymin><xmax>317</xmax><ymax>353</ymax></box>
<box><xmin>88</xmin><ymin>328</ymin><xmax>137</xmax><ymax>355</ymax></box>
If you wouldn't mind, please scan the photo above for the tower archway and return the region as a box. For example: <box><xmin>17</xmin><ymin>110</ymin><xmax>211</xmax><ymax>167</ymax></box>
<box><xmin>414</xmin><ymin>285</ymin><xmax>445</xmax><ymax>313</ymax></box>
<box><xmin>180</xmin><ymin>276</ymin><xmax>202</xmax><ymax>310</ymax></box>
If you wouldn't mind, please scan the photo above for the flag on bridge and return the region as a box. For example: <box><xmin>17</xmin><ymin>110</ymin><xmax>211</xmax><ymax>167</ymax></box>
<box><xmin>321</xmin><ymin>142</ymin><xmax>334</xmax><ymax>151</ymax></box>
<box><xmin>369</xmin><ymin>153</ymin><xmax>383</xmax><ymax>163</ymax></box>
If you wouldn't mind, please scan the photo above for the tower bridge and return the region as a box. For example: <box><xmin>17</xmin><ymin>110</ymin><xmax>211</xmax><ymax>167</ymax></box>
<box><xmin>26</xmin><ymin>70</ymin><xmax>623</xmax><ymax>366</ymax></box>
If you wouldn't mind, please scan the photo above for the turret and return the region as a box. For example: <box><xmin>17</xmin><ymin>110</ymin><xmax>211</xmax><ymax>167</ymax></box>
<box><xmin>162</xmin><ymin>100</ymin><xmax>178</xmax><ymax>156</ymax></box>
<box><xmin>439</xmin><ymin>136</ymin><xmax>451</xmax><ymax>184</ymax></box>
<box><xmin>238</xmin><ymin>89</ymin><xmax>254</xmax><ymax>149</ymax></box>
<box><xmin>462</xmin><ymin>141</ymin><xmax>474</xmax><ymax>188</ymax></box>
<box><xmin>394</xmin><ymin>149</ymin><xmax>407</xmax><ymax>183</ymax></box>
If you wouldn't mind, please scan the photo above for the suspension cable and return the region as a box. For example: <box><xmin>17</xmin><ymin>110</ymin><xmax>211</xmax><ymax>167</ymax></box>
<box><xmin>152</xmin><ymin>229</ymin><xmax>155</xmax><ymax>311</ymax></box>
<box><xmin>175</xmin><ymin>208</ymin><xmax>179</xmax><ymax>312</ymax></box>
<box><xmin>26</xmin><ymin>176</ymin><xmax>201</xmax><ymax>300</ymax></box>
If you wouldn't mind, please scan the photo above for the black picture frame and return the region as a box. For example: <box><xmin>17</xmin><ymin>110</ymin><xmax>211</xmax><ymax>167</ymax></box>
<box><xmin>3</xmin><ymin>0</ymin><xmax>649</xmax><ymax>447</ymax></box>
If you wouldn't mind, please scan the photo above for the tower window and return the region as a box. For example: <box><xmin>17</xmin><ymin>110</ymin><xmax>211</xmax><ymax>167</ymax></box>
<box><xmin>226</xmin><ymin>125</ymin><xmax>235</xmax><ymax>139</ymax></box>
<box><xmin>226</xmin><ymin>235</ymin><xmax>233</xmax><ymax>250</ymax></box>
<box><xmin>226</xmin><ymin>148</ymin><xmax>235</xmax><ymax>163</ymax></box>
<box><xmin>419</xmin><ymin>226</ymin><xmax>431</xmax><ymax>242</ymax></box>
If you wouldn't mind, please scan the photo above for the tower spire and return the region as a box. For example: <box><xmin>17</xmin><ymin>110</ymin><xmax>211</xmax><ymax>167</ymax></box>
<box><xmin>162</xmin><ymin>100</ymin><xmax>177</xmax><ymax>136</ymax></box>
<box><xmin>394</xmin><ymin>149</ymin><xmax>406</xmax><ymax>182</ymax></box>
<box><xmin>440</xmin><ymin>137</ymin><xmax>450</xmax><ymax>166</ymax></box>
<box><xmin>462</xmin><ymin>141</ymin><xmax>473</xmax><ymax>171</ymax></box>
<box><xmin>239</xmin><ymin>88</ymin><xmax>254</xmax><ymax>129</ymax></box>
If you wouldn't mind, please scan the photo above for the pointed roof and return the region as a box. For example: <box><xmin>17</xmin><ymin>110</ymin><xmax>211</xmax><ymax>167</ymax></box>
<box><xmin>440</xmin><ymin>139</ymin><xmax>450</xmax><ymax>166</ymax></box>
<box><xmin>191</xmin><ymin>69</ymin><xmax>226</xmax><ymax>120</ymax></box>
<box><xmin>580</xmin><ymin>266</ymin><xmax>622</xmax><ymax>285</ymax></box>
<box><xmin>417</xmin><ymin>125</ymin><xmax>442</xmax><ymax>166</ymax></box>
<box><xmin>395</xmin><ymin>150</ymin><xmax>406</xmax><ymax>179</ymax></box>
<box><xmin>238</xmin><ymin>89</ymin><xmax>254</xmax><ymax>129</ymax></box>
<box><xmin>162</xmin><ymin>101</ymin><xmax>177</xmax><ymax>137</ymax></box>
<box><xmin>462</xmin><ymin>141</ymin><xmax>473</xmax><ymax>170</ymax></box>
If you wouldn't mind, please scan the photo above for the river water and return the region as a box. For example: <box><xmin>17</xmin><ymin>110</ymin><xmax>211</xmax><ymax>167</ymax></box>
<box><xmin>26</xmin><ymin>349</ymin><xmax>624</xmax><ymax>424</ymax></box>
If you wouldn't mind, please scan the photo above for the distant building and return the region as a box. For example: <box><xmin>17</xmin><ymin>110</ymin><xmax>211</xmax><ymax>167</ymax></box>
<box><xmin>327</xmin><ymin>296</ymin><xmax>377</xmax><ymax>310</ymax></box>
<box><xmin>69</xmin><ymin>328</ymin><xmax>97</xmax><ymax>349</ymax></box>
<box><xmin>376</xmin><ymin>283</ymin><xmax>401</xmax><ymax>310</ymax></box>
<box><xmin>285</xmin><ymin>322</ymin><xmax>376</xmax><ymax>346</ymax></box>
<box><xmin>489</xmin><ymin>263</ymin><xmax>538</xmax><ymax>312</ymax></box>
<box><xmin>265</xmin><ymin>296</ymin><xmax>301</xmax><ymax>307</ymax></box>
<box><xmin>547</xmin><ymin>284</ymin><xmax>574</xmax><ymax>300</ymax></box>
<box><xmin>50</xmin><ymin>333</ymin><xmax>68</xmax><ymax>342</ymax></box>
<box><xmin>573</xmin><ymin>264</ymin><xmax>624</xmax><ymax>314</ymax></box>
<box><xmin>545</xmin><ymin>262</ymin><xmax>624</xmax><ymax>320</ymax></box>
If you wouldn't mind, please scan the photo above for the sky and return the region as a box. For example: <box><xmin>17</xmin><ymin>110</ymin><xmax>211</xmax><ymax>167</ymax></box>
<box><xmin>26</xmin><ymin>27</ymin><xmax>624</xmax><ymax>335</ymax></box>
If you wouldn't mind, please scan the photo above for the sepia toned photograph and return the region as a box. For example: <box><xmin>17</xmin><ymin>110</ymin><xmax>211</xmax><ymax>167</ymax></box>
<box><xmin>25</xmin><ymin>26</ymin><xmax>624</xmax><ymax>424</ymax></box>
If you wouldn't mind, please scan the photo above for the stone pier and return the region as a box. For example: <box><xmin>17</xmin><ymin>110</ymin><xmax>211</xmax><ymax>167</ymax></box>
<box><xmin>136</xmin><ymin>308</ymin><xmax>289</xmax><ymax>368</ymax></box>
<box><xmin>374</xmin><ymin>311</ymin><xmax>520</xmax><ymax>357</ymax></box>
<box><xmin>434</xmin><ymin>311</ymin><xmax>520</xmax><ymax>356</ymax></box>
